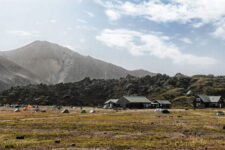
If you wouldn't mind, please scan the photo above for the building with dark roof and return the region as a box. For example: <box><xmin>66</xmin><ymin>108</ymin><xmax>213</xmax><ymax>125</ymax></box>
<box><xmin>154</xmin><ymin>100</ymin><xmax>171</xmax><ymax>108</ymax></box>
<box><xmin>104</xmin><ymin>99</ymin><xmax>119</xmax><ymax>109</ymax></box>
<box><xmin>117</xmin><ymin>96</ymin><xmax>152</xmax><ymax>109</ymax></box>
<box><xmin>194</xmin><ymin>95</ymin><xmax>223</xmax><ymax>108</ymax></box>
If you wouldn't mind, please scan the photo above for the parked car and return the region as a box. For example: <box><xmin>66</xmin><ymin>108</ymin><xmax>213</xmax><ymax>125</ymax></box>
<box><xmin>216</xmin><ymin>111</ymin><xmax>224</xmax><ymax>116</ymax></box>
<box><xmin>162</xmin><ymin>109</ymin><xmax>170</xmax><ymax>114</ymax></box>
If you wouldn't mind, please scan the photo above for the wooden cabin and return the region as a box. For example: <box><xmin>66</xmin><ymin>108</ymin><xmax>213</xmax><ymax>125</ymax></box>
<box><xmin>117</xmin><ymin>96</ymin><xmax>152</xmax><ymax>109</ymax></box>
<box><xmin>154</xmin><ymin>100</ymin><xmax>171</xmax><ymax>108</ymax></box>
<box><xmin>104</xmin><ymin>99</ymin><xmax>119</xmax><ymax>109</ymax></box>
<box><xmin>194</xmin><ymin>95</ymin><xmax>223</xmax><ymax>108</ymax></box>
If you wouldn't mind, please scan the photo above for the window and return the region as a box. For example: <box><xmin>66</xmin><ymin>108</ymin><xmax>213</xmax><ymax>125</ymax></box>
<box><xmin>196</xmin><ymin>98</ymin><xmax>201</xmax><ymax>102</ymax></box>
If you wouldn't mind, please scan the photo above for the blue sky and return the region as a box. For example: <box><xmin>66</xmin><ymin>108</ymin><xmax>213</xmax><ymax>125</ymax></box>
<box><xmin>0</xmin><ymin>0</ymin><xmax>225</xmax><ymax>76</ymax></box>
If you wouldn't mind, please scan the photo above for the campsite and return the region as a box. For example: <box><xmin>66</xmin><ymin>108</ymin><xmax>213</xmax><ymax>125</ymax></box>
<box><xmin>0</xmin><ymin>106</ymin><xmax>224</xmax><ymax>150</ymax></box>
<box><xmin>1</xmin><ymin>1</ymin><xmax>225</xmax><ymax>149</ymax></box>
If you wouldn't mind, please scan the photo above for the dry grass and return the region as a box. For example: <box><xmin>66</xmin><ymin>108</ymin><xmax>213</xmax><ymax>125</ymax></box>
<box><xmin>0</xmin><ymin>107</ymin><xmax>224</xmax><ymax>149</ymax></box>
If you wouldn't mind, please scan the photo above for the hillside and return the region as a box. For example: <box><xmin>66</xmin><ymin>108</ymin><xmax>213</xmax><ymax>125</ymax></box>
<box><xmin>0</xmin><ymin>55</ymin><xmax>44</xmax><ymax>91</ymax></box>
<box><xmin>1</xmin><ymin>74</ymin><xmax>224</xmax><ymax>108</ymax></box>
<box><xmin>0</xmin><ymin>41</ymin><xmax>155</xmax><ymax>84</ymax></box>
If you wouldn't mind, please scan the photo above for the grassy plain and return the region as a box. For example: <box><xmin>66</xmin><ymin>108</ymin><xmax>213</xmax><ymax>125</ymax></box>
<box><xmin>0</xmin><ymin>107</ymin><xmax>224</xmax><ymax>150</ymax></box>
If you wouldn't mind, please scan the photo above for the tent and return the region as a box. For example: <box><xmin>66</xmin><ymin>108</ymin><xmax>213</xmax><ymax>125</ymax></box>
<box><xmin>154</xmin><ymin>108</ymin><xmax>162</xmax><ymax>112</ymax></box>
<box><xmin>27</xmin><ymin>105</ymin><xmax>33</xmax><ymax>109</ymax></box>
<box><xmin>57</xmin><ymin>106</ymin><xmax>62</xmax><ymax>110</ymax></box>
<box><xmin>40</xmin><ymin>110</ymin><xmax>46</xmax><ymax>113</ymax></box>
<box><xmin>81</xmin><ymin>110</ymin><xmax>87</xmax><ymax>114</ymax></box>
<box><xmin>14</xmin><ymin>108</ymin><xmax>20</xmax><ymax>112</ymax></box>
<box><xmin>23</xmin><ymin>107</ymin><xmax>28</xmax><ymax>111</ymax></box>
<box><xmin>89</xmin><ymin>109</ymin><xmax>96</xmax><ymax>113</ymax></box>
<box><xmin>61</xmin><ymin>109</ymin><xmax>70</xmax><ymax>113</ymax></box>
<box><xmin>34</xmin><ymin>108</ymin><xmax>40</xmax><ymax>112</ymax></box>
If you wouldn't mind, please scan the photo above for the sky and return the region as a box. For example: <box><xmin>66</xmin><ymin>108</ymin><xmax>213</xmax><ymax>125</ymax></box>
<box><xmin>0</xmin><ymin>0</ymin><xmax>225</xmax><ymax>76</ymax></box>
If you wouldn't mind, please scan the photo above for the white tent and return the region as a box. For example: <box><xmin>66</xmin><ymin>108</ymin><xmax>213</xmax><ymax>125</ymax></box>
<box><xmin>61</xmin><ymin>109</ymin><xmax>70</xmax><ymax>113</ymax></box>
<box><xmin>89</xmin><ymin>109</ymin><xmax>96</xmax><ymax>113</ymax></box>
<box><xmin>14</xmin><ymin>108</ymin><xmax>20</xmax><ymax>112</ymax></box>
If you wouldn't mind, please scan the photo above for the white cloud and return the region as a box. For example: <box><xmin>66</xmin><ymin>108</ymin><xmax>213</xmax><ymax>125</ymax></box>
<box><xmin>213</xmin><ymin>21</ymin><xmax>225</xmax><ymax>40</ymax></box>
<box><xmin>105</xmin><ymin>9</ymin><xmax>120</xmax><ymax>20</ymax></box>
<box><xmin>7</xmin><ymin>30</ymin><xmax>39</xmax><ymax>36</ymax></box>
<box><xmin>97</xmin><ymin>0</ymin><xmax>225</xmax><ymax>40</ymax></box>
<box><xmin>97</xmin><ymin>0</ymin><xmax>225</xmax><ymax>24</ymax></box>
<box><xmin>180</xmin><ymin>38</ymin><xmax>192</xmax><ymax>44</ymax></box>
<box><xmin>97</xmin><ymin>29</ymin><xmax>216</xmax><ymax>66</ymax></box>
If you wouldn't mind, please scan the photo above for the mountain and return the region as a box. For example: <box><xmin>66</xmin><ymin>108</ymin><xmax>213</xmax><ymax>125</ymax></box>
<box><xmin>0</xmin><ymin>41</ymin><xmax>155</xmax><ymax>84</ymax></box>
<box><xmin>0</xmin><ymin>55</ymin><xmax>43</xmax><ymax>91</ymax></box>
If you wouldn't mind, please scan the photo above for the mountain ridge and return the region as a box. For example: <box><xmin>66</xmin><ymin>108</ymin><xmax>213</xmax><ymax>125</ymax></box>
<box><xmin>0</xmin><ymin>41</ymin><xmax>155</xmax><ymax>84</ymax></box>
<box><xmin>0</xmin><ymin>41</ymin><xmax>155</xmax><ymax>91</ymax></box>
<box><xmin>0</xmin><ymin>55</ymin><xmax>44</xmax><ymax>91</ymax></box>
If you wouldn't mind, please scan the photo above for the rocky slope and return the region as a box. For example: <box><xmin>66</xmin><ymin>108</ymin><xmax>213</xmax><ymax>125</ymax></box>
<box><xmin>1</xmin><ymin>74</ymin><xmax>224</xmax><ymax>108</ymax></box>
<box><xmin>1</xmin><ymin>41</ymin><xmax>155</xmax><ymax>84</ymax></box>
<box><xmin>0</xmin><ymin>55</ymin><xmax>43</xmax><ymax>91</ymax></box>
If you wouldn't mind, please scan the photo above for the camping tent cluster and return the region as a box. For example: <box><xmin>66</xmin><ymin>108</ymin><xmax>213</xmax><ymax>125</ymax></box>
<box><xmin>104</xmin><ymin>96</ymin><xmax>171</xmax><ymax>109</ymax></box>
<box><xmin>12</xmin><ymin>106</ymin><xmax>96</xmax><ymax>114</ymax></box>
<box><xmin>13</xmin><ymin>105</ymin><xmax>45</xmax><ymax>113</ymax></box>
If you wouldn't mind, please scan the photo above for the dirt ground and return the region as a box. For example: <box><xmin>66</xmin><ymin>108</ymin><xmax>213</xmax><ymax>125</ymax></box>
<box><xmin>0</xmin><ymin>107</ymin><xmax>224</xmax><ymax>150</ymax></box>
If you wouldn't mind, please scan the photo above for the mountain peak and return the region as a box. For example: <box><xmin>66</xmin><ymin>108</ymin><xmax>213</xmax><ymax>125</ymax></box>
<box><xmin>1</xmin><ymin>41</ymin><xmax>155</xmax><ymax>84</ymax></box>
<box><xmin>31</xmin><ymin>40</ymin><xmax>52</xmax><ymax>44</ymax></box>
<box><xmin>12</xmin><ymin>40</ymin><xmax>77</xmax><ymax>57</ymax></box>
<box><xmin>27</xmin><ymin>40</ymin><xmax>59</xmax><ymax>48</ymax></box>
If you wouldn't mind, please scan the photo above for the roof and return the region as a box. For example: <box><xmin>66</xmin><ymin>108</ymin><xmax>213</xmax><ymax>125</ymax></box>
<box><xmin>122</xmin><ymin>96</ymin><xmax>151</xmax><ymax>103</ymax></box>
<box><xmin>198</xmin><ymin>95</ymin><xmax>210</xmax><ymax>102</ymax></box>
<box><xmin>105</xmin><ymin>99</ymin><xmax>118</xmax><ymax>104</ymax></box>
<box><xmin>151</xmin><ymin>102</ymin><xmax>158</xmax><ymax>105</ymax></box>
<box><xmin>155</xmin><ymin>100</ymin><xmax>171</xmax><ymax>105</ymax></box>
<box><xmin>209</xmin><ymin>96</ymin><xmax>221</xmax><ymax>103</ymax></box>
<box><xmin>198</xmin><ymin>95</ymin><xmax>221</xmax><ymax>103</ymax></box>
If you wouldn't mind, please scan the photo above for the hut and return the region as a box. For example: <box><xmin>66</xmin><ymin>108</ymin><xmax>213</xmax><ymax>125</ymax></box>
<box><xmin>104</xmin><ymin>99</ymin><xmax>119</xmax><ymax>109</ymax></box>
<box><xmin>117</xmin><ymin>96</ymin><xmax>152</xmax><ymax>109</ymax></box>
<box><xmin>194</xmin><ymin>95</ymin><xmax>223</xmax><ymax>108</ymax></box>
<box><xmin>154</xmin><ymin>100</ymin><xmax>171</xmax><ymax>108</ymax></box>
